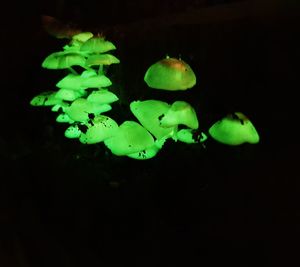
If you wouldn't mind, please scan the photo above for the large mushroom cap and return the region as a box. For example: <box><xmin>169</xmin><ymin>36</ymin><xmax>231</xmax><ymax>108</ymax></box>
<box><xmin>208</xmin><ymin>112</ymin><xmax>260</xmax><ymax>145</ymax></box>
<box><xmin>144</xmin><ymin>57</ymin><xmax>196</xmax><ymax>91</ymax></box>
<box><xmin>104</xmin><ymin>121</ymin><xmax>155</xmax><ymax>156</ymax></box>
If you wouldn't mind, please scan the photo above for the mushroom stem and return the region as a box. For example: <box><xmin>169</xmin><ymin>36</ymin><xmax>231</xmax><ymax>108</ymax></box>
<box><xmin>68</xmin><ymin>67</ymin><xmax>78</xmax><ymax>75</ymax></box>
<box><xmin>98</xmin><ymin>64</ymin><xmax>104</xmax><ymax>75</ymax></box>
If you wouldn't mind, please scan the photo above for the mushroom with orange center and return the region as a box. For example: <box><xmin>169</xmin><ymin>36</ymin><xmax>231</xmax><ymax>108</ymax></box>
<box><xmin>144</xmin><ymin>56</ymin><xmax>196</xmax><ymax>91</ymax></box>
<box><xmin>208</xmin><ymin>112</ymin><xmax>260</xmax><ymax>145</ymax></box>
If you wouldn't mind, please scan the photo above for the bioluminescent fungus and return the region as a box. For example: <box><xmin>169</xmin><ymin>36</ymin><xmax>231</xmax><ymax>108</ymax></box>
<box><xmin>55</xmin><ymin>88</ymin><xmax>85</xmax><ymax>101</ymax></box>
<box><xmin>159</xmin><ymin>101</ymin><xmax>199</xmax><ymax>129</ymax></box>
<box><xmin>79</xmin><ymin>115</ymin><xmax>119</xmax><ymax>144</ymax></box>
<box><xmin>176</xmin><ymin>128</ymin><xmax>207</xmax><ymax>144</ymax></box>
<box><xmin>86</xmin><ymin>54</ymin><xmax>120</xmax><ymax>66</ymax></box>
<box><xmin>80</xmin><ymin>36</ymin><xmax>116</xmax><ymax>54</ymax></box>
<box><xmin>104</xmin><ymin>121</ymin><xmax>155</xmax><ymax>156</ymax></box>
<box><xmin>64</xmin><ymin>124</ymin><xmax>82</xmax><ymax>138</ymax></box>
<box><xmin>42</xmin><ymin>51</ymin><xmax>86</xmax><ymax>70</ymax></box>
<box><xmin>30</xmin><ymin>91</ymin><xmax>63</xmax><ymax>106</ymax></box>
<box><xmin>208</xmin><ymin>112</ymin><xmax>260</xmax><ymax>145</ymax></box>
<box><xmin>130</xmin><ymin>100</ymin><xmax>176</xmax><ymax>140</ymax></box>
<box><xmin>144</xmin><ymin>56</ymin><xmax>196</xmax><ymax>91</ymax></box>
<box><xmin>65</xmin><ymin>98</ymin><xmax>112</xmax><ymax>122</ymax></box>
<box><xmin>87</xmin><ymin>89</ymin><xmax>119</xmax><ymax>104</ymax></box>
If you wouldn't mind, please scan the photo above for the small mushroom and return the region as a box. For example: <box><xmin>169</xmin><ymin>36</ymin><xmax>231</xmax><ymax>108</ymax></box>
<box><xmin>79</xmin><ymin>115</ymin><xmax>119</xmax><ymax>144</ymax></box>
<box><xmin>104</xmin><ymin>121</ymin><xmax>155</xmax><ymax>156</ymax></box>
<box><xmin>176</xmin><ymin>128</ymin><xmax>207</xmax><ymax>144</ymax></box>
<box><xmin>30</xmin><ymin>91</ymin><xmax>63</xmax><ymax>106</ymax></box>
<box><xmin>208</xmin><ymin>112</ymin><xmax>260</xmax><ymax>145</ymax></box>
<box><xmin>42</xmin><ymin>51</ymin><xmax>86</xmax><ymax>71</ymax></box>
<box><xmin>55</xmin><ymin>88</ymin><xmax>85</xmax><ymax>101</ymax></box>
<box><xmin>144</xmin><ymin>56</ymin><xmax>196</xmax><ymax>91</ymax></box>
<box><xmin>87</xmin><ymin>89</ymin><xmax>119</xmax><ymax>104</ymax></box>
<box><xmin>159</xmin><ymin>101</ymin><xmax>199</xmax><ymax>129</ymax></box>
<box><xmin>64</xmin><ymin>124</ymin><xmax>82</xmax><ymax>138</ymax></box>
<box><xmin>86</xmin><ymin>54</ymin><xmax>120</xmax><ymax>67</ymax></box>
<box><xmin>65</xmin><ymin>98</ymin><xmax>112</xmax><ymax>122</ymax></box>
<box><xmin>80</xmin><ymin>36</ymin><xmax>116</xmax><ymax>54</ymax></box>
<box><xmin>130</xmin><ymin>100</ymin><xmax>176</xmax><ymax>140</ymax></box>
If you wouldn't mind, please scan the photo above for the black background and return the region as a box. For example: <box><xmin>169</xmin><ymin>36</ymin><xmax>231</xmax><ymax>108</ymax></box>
<box><xmin>1</xmin><ymin>0</ymin><xmax>300</xmax><ymax>266</ymax></box>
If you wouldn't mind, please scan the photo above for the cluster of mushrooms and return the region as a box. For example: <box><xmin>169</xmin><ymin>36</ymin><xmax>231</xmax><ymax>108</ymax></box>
<box><xmin>30</xmin><ymin>32</ymin><xmax>260</xmax><ymax>160</ymax></box>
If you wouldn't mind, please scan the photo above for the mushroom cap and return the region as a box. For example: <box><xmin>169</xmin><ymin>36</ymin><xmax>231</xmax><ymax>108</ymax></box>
<box><xmin>64</xmin><ymin>124</ymin><xmax>82</xmax><ymax>138</ymax></box>
<box><xmin>72</xmin><ymin>32</ymin><xmax>93</xmax><ymax>43</ymax></box>
<box><xmin>176</xmin><ymin>128</ymin><xmax>207</xmax><ymax>144</ymax></box>
<box><xmin>87</xmin><ymin>89</ymin><xmax>119</xmax><ymax>104</ymax></box>
<box><xmin>80</xmin><ymin>36</ymin><xmax>116</xmax><ymax>54</ymax></box>
<box><xmin>104</xmin><ymin>121</ymin><xmax>155</xmax><ymax>156</ymax></box>
<box><xmin>126</xmin><ymin>141</ymin><xmax>162</xmax><ymax>160</ymax></box>
<box><xmin>30</xmin><ymin>91</ymin><xmax>63</xmax><ymax>106</ymax></box>
<box><xmin>42</xmin><ymin>52</ymin><xmax>86</xmax><ymax>69</ymax></box>
<box><xmin>79</xmin><ymin>115</ymin><xmax>119</xmax><ymax>144</ymax></box>
<box><xmin>130</xmin><ymin>100</ymin><xmax>176</xmax><ymax>140</ymax></box>
<box><xmin>56</xmin><ymin>73</ymin><xmax>112</xmax><ymax>90</ymax></box>
<box><xmin>86</xmin><ymin>54</ymin><xmax>120</xmax><ymax>66</ymax></box>
<box><xmin>208</xmin><ymin>112</ymin><xmax>260</xmax><ymax>145</ymax></box>
<box><xmin>56</xmin><ymin>113</ymin><xmax>74</xmax><ymax>124</ymax></box>
<box><xmin>65</xmin><ymin>98</ymin><xmax>112</xmax><ymax>122</ymax></box>
<box><xmin>144</xmin><ymin>57</ymin><xmax>196</xmax><ymax>91</ymax></box>
<box><xmin>159</xmin><ymin>101</ymin><xmax>199</xmax><ymax>129</ymax></box>
<box><xmin>55</xmin><ymin>88</ymin><xmax>84</xmax><ymax>101</ymax></box>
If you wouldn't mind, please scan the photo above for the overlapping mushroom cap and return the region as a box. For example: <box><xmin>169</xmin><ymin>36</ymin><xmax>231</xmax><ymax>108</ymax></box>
<box><xmin>144</xmin><ymin>56</ymin><xmax>196</xmax><ymax>91</ymax></box>
<box><xmin>208</xmin><ymin>112</ymin><xmax>260</xmax><ymax>145</ymax></box>
<box><xmin>104</xmin><ymin>121</ymin><xmax>155</xmax><ymax>156</ymax></box>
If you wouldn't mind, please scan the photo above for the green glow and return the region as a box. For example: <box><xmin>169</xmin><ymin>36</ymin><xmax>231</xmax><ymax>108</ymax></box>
<box><xmin>42</xmin><ymin>52</ymin><xmax>86</xmax><ymax>69</ymax></box>
<box><xmin>208</xmin><ymin>112</ymin><xmax>260</xmax><ymax>145</ymax></box>
<box><xmin>160</xmin><ymin>101</ymin><xmax>199</xmax><ymax>129</ymax></box>
<box><xmin>144</xmin><ymin>56</ymin><xmax>196</xmax><ymax>91</ymax></box>
<box><xmin>72</xmin><ymin>32</ymin><xmax>93</xmax><ymax>43</ymax></box>
<box><xmin>79</xmin><ymin>115</ymin><xmax>119</xmax><ymax>144</ymax></box>
<box><xmin>176</xmin><ymin>128</ymin><xmax>207</xmax><ymax>144</ymax></box>
<box><xmin>80</xmin><ymin>36</ymin><xmax>116</xmax><ymax>54</ymax></box>
<box><xmin>86</xmin><ymin>54</ymin><xmax>120</xmax><ymax>66</ymax></box>
<box><xmin>64</xmin><ymin>124</ymin><xmax>82</xmax><ymax>138</ymax></box>
<box><xmin>104</xmin><ymin>121</ymin><xmax>155</xmax><ymax>156</ymax></box>
<box><xmin>126</xmin><ymin>143</ymin><xmax>161</xmax><ymax>160</ymax></box>
<box><xmin>56</xmin><ymin>113</ymin><xmax>74</xmax><ymax>124</ymax></box>
<box><xmin>65</xmin><ymin>98</ymin><xmax>112</xmax><ymax>122</ymax></box>
<box><xmin>56</xmin><ymin>73</ymin><xmax>112</xmax><ymax>90</ymax></box>
<box><xmin>30</xmin><ymin>91</ymin><xmax>63</xmax><ymax>106</ymax></box>
<box><xmin>130</xmin><ymin>100</ymin><xmax>176</xmax><ymax>140</ymax></box>
<box><xmin>87</xmin><ymin>89</ymin><xmax>119</xmax><ymax>104</ymax></box>
<box><xmin>55</xmin><ymin>88</ymin><xmax>85</xmax><ymax>101</ymax></box>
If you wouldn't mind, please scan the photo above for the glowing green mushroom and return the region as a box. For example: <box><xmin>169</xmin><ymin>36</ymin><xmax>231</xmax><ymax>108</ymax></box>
<box><xmin>65</xmin><ymin>98</ymin><xmax>112</xmax><ymax>122</ymax></box>
<box><xmin>80</xmin><ymin>36</ymin><xmax>116</xmax><ymax>54</ymax></box>
<box><xmin>104</xmin><ymin>121</ymin><xmax>155</xmax><ymax>156</ymax></box>
<box><xmin>176</xmin><ymin>128</ymin><xmax>208</xmax><ymax>144</ymax></box>
<box><xmin>56</xmin><ymin>113</ymin><xmax>74</xmax><ymax>124</ymax></box>
<box><xmin>144</xmin><ymin>56</ymin><xmax>196</xmax><ymax>91</ymax></box>
<box><xmin>208</xmin><ymin>112</ymin><xmax>260</xmax><ymax>145</ymax></box>
<box><xmin>30</xmin><ymin>91</ymin><xmax>63</xmax><ymax>106</ymax></box>
<box><xmin>42</xmin><ymin>51</ymin><xmax>86</xmax><ymax>71</ymax></box>
<box><xmin>87</xmin><ymin>89</ymin><xmax>119</xmax><ymax>104</ymax></box>
<box><xmin>159</xmin><ymin>101</ymin><xmax>199</xmax><ymax>129</ymax></box>
<box><xmin>126</xmin><ymin>141</ymin><xmax>162</xmax><ymax>160</ymax></box>
<box><xmin>130</xmin><ymin>100</ymin><xmax>176</xmax><ymax>140</ymax></box>
<box><xmin>55</xmin><ymin>88</ymin><xmax>85</xmax><ymax>101</ymax></box>
<box><xmin>79</xmin><ymin>115</ymin><xmax>119</xmax><ymax>144</ymax></box>
<box><xmin>64</xmin><ymin>124</ymin><xmax>82</xmax><ymax>138</ymax></box>
<box><xmin>86</xmin><ymin>54</ymin><xmax>120</xmax><ymax>67</ymax></box>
